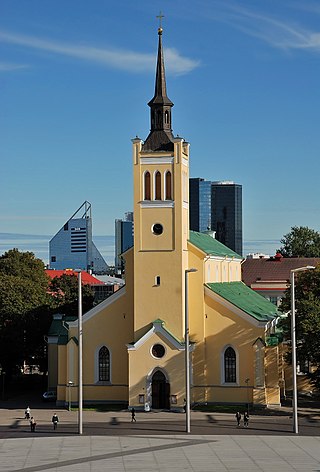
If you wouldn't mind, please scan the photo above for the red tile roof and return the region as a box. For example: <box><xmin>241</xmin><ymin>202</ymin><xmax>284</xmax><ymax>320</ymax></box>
<box><xmin>242</xmin><ymin>257</ymin><xmax>320</xmax><ymax>286</ymax></box>
<box><xmin>45</xmin><ymin>269</ymin><xmax>104</xmax><ymax>285</ymax></box>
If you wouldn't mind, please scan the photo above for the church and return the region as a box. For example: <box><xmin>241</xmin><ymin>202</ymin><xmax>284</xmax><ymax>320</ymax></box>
<box><xmin>48</xmin><ymin>26</ymin><xmax>283</xmax><ymax>410</ymax></box>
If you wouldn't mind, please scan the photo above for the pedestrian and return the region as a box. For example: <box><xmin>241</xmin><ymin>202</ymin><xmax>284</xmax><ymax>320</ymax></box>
<box><xmin>30</xmin><ymin>417</ymin><xmax>36</xmax><ymax>432</ymax></box>
<box><xmin>183</xmin><ymin>398</ymin><xmax>186</xmax><ymax>413</ymax></box>
<box><xmin>25</xmin><ymin>406</ymin><xmax>31</xmax><ymax>419</ymax></box>
<box><xmin>235</xmin><ymin>411</ymin><xmax>241</xmax><ymax>427</ymax></box>
<box><xmin>131</xmin><ymin>407</ymin><xmax>136</xmax><ymax>423</ymax></box>
<box><xmin>244</xmin><ymin>411</ymin><xmax>249</xmax><ymax>428</ymax></box>
<box><xmin>52</xmin><ymin>413</ymin><xmax>59</xmax><ymax>430</ymax></box>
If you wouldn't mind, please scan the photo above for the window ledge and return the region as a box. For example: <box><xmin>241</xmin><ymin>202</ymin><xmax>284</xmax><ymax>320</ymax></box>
<box><xmin>95</xmin><ymin>381</ymin><xmax>112</xmax><ymax>386</ymax></box>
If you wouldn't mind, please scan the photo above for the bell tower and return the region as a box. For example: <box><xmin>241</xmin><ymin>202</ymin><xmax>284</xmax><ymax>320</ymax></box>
<box><xmin>132</xmin><ymin>25</ymin><xmax>190</xmax><ymax>341</ymax></box>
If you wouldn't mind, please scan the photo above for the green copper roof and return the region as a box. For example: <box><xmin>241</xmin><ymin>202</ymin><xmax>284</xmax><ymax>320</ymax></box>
<box><xmin>206</xmin><ymin>282</ymin><xmax>279</xmax><ymax>322</ymax></box>
<box><xmin>48</xmin><ymin>315</ymin><xmax>77</xmax><ymax>345</ymax></box>
<box><xmin>189</xmin><ymin>231</ymin><xmax>242</xmax><ymax>259</ymax></box>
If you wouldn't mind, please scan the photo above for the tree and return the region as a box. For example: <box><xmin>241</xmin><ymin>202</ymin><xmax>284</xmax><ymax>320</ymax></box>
<box><xmin>0</xmin><ymin>249</ymin><xmax>51</xmax><ymax>375</ymax></box>
<box><xmin>278</xmin><ymin>226</ymin><xmax>320</xmax><ymax>258</ymax></box>
<box><xmin>0</xmin><ymin>249</ymin><xmax>95</xmax><ymax>377</ymax></box>
<box><xmin>279</xmin><ymin>267</ymin><xmax>320</xmax><ymax>389</ymax></box>
<box><xmin>49</xmin><ymin>274</ymin><xmax>94</xmax><ymax>317</ymax></box>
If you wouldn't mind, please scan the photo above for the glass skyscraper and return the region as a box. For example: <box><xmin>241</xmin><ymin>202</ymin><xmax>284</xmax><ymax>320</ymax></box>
<box><xmin>211</xmin><ymin>181</ymin><xmax>242</xmax><ymax>256</ymax></box>
<box><xmin>189</xmin><ymin>178</ymin><xmax>243</xmax><ymax>256</ymax></box>
<box><xmin>189</xmin><ymin>178</ymin><xmax>212</xmax><ymax>232</ymax></box>
<box><xmin>115</xmin><ymin>212</ymin><xmax>134</xmax><ymax>273</ymax></box>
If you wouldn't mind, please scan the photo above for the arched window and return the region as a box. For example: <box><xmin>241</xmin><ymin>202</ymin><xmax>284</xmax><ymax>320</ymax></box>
<box><xmin>144</xmin><ymin>171</ymin><xmax>151</xmax><ymax>200</ymax></box>
<box><xmin>157</xmin><ymin>110</ymin><xmax>161</xmax><ymax>126</ymax></box>
<box><xmin>224</xmin><ymin>347</ymin><xmax>236</xmax><ymax>383</ymax></box>
<box><xmin>155</xmin><ymin>171</ymin><xmax>161</xmax><ymax>200</ymax></box>
<box><xmin>99</xmin><ymin>346</ymin><xmax>110</xmax><ymax>382</ymax></box>
<box><xmin>165</xmin><ymin>110</ymin><xmax>169</xmax><ymax>124</ymax></box>
<box><xmin>165</xmin><ymin>171</ymin><xmax>172</xmax><ymax>200</ymax></box>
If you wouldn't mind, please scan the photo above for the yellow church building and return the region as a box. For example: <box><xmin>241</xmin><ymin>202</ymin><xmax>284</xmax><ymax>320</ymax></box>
<box><xmin>48</xmin><ymin>27</ymin><xmax>283</xmax><ymax>410</ymax></box>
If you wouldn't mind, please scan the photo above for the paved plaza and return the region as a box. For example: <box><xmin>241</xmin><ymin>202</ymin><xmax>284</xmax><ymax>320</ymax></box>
<box><xmin>0</xmin><ymin>407</ymin><xmax>320</xmax><ymax>471</ymax></box>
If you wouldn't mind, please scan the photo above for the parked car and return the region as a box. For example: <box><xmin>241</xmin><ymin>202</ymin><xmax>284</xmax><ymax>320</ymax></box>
<box><xmin>42</xmin><ymin>391</ymin><xmax>57</xmax><ymax>402</ymax></box>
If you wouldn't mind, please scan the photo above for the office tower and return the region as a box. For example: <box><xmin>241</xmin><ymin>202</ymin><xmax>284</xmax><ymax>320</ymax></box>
<box><xmin>211</xmin><ymin>181</ymin><xmax>242</xmax><ymax>256</ymax></box>
<box><xmin>189</xmin><ymin>179</ymin><xmax>243</xmax><ymax>256</ymax></box>
<box><xmin>115</xmin><ymin>212</ymin><xmax>134</xmax><ymax>273</ymax></box>
<box><xmin>189</xmin><ymin>178</ymin><xmax>212</xmax><ymax>232</ymax></box>
<box><xmin>49</xmin><ymin>201</ymin><xmax>108</xmax><ymax>273</ymax></box>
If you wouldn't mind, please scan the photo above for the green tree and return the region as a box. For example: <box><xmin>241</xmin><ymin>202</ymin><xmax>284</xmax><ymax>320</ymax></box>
<box><xmin>278</xmin><ymin>226</ymin><xmax>320</xmax><ymax>258</ymax></box>
<box><xmin>49</xmin><ymin>274</ymin><xmax>94</xmax><ymax>317</ymax></box>
<box><xmin>279</xmin><ymin>267</ymin><xmax>320</xmax><ymax>389</ymax></box>
<box><xmin>0</xmin><ymin>249</ymin><xmax>51</xmax><ymax>375</ymax></box>
<box><xmin>0</xmin><ymin>250</ymin><xmax>95</xmax><ymax>377</ymax></box>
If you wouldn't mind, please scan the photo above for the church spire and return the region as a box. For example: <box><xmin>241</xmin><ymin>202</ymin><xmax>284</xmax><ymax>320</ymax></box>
<box><xmin>142</xmin><ymin>24</ymin><xmax>175</xmax><ymax>152</ymax></box>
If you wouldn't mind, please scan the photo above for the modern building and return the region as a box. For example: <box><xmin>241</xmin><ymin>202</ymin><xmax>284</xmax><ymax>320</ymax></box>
<box><xmin>115</xmin><ymin>212</ymin><xmax>134</xmax><ymax>274</ymax></box>
<box><xmin>211</xmin><ymin>181</ymin><xmax>242</xmax><ymax>256</ymax></box>
<box><xmin>48</xmin><ymin>26</ymin><xmax>284</xmax><ymax>410</ymax></box>
<box><xmin>49</xmin><ymin>201</ymin><xmax>108</xmax><ymax>274</ymax></box>
<box><xmin>189</xmin><ymin>179</ymin><xmax>243</xmax><ymax>255</ymax></box>
<box><xmin>189</xmin><ymin>178</ymin><xmax>212</xmax><ymax>232</ymax></box>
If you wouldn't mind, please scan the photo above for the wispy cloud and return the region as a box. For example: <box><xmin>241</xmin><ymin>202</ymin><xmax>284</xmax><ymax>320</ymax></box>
<box><xmin>0</xmin><ymin>61</ymin><xmax>28</xmax><ymax>71</ymax></box>
<box><xmin>0</xmin><ymin>30</ymin><xmax>199</xmax><ymax>75</ymax></box>
<box><xmin>205</xmin><ymin>1</ymin><xmax>320</xmax><ymax>52</ymax></box>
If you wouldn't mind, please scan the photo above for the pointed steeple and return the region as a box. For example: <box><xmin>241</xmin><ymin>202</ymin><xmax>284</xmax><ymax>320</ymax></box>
<box><xmin>142</xmin><ymin>27</ymin><xmax>175</xmax><ymax>152</ymax></box>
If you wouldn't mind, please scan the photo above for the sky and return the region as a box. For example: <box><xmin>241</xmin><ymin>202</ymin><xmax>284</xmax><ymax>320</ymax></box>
<box><xmin>1</xmin><ymin>0</ymin><xmax>320</xmax><ymax>263</ymax></box>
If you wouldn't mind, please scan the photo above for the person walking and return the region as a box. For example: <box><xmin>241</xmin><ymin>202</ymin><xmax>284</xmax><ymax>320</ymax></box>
<box><xmin>30</xmin><ymin>417</ymin><xmax>36</xmax><ymax>432</ymax></box>
<box><xmin>25</xmin><ymin>406</ymin><xmax>31</xmax><ymax>419</ymax></box>
<box><xmin>131</xmin><ymin>407</ymin><xmax>136</xmax><ymax>423</ymax></box>
<box><xmin>235</xmin><ymin>411</ymin><xmax>241</xmax><ymax>427</ymax></box>
<box><xmin>243</xmin><ymin>411</ymin><xmax>249</xmax><ymax>428</ymax></box>
<box><xmin>52</xmin><ymin>413</ymin><xmax>59</xmax><ymax>430</ymax></box>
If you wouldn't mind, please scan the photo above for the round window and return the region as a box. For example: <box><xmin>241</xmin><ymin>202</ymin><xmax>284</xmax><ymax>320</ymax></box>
<box><xmin>151</xmin><ymin>344</ymin><xmax>165</xmax><ymax>359</ymax></box>
<box><xmin>152</xmin><ymin>223</ymin><xmax>163</xmax><ymax>235</ymax></box>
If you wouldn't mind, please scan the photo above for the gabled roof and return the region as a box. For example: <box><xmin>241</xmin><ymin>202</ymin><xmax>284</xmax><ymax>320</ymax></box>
<box><xmin>206</xmin><ymin>281</ymin><xmax>278</xmax><ymax>322</ymax></box>
<box><xmin>242</xmin><ymin>256</ymin><xmax>320</xmax><ymax>286</ymax></box>
<box><xmin>127</xmin><ymin>319</ymin><xmax>185</xmax><ymax>351</ymax></box>
<box><xmin>45</xmin><ymin>269</ymin><xmax>104</xmax><ymax>285</ymax></box>
<box><xmin>47</xmin><ymin>314</ymin><xmax>77</xmax><ymax>345</ymax></box>
<box><xmin>189</xmin><ymin>231</ymin><xmax>242</xmax><ymax>259</ymax></box>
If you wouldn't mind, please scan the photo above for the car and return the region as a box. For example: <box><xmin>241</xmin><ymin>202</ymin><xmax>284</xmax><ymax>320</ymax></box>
<box><xmin>42</xmin><ymin>391</ymin><xmax>57</xmax><ymax>402</ymax></box>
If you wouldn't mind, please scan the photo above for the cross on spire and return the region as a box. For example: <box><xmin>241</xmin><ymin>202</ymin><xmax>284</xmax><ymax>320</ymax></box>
<box><xmin>156</xmin><ymin>11</ymin><xmax>164</xmax><ymax>30</ymax></box>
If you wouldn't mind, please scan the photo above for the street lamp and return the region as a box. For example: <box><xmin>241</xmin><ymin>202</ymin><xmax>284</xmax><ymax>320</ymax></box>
<box><xmin>77</xmin><ymin>270</ymin><xmax>83</xmax><ymax>435</ymax></box>
<box><xmin>0</xmin><ymin>366</ymin><xmax>5</xmax><ymax>401</ymax></box>
<box><xmin>185</xmin><ymin>268</ymin><xmax>197</xmax><ymax>434</ymax></box>
<box><xmin>245</xmin><ymin>378</ymin><xmax>250</xmax><ymax>414</ymax></box>
<box><xmin>290</xmin><ymin>265</ymin><xmax>315</xmax><ymax>434</ymax></box>
<box><xmin>68</xmin><ymin>381</ymin><xmax>74</xmax><ymax>411</ymax></box>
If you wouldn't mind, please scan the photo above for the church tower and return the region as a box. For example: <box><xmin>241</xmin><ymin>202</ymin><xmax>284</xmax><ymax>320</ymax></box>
<box><xmin>132</xmin><ymin>25</ymin><xmax>190</xmax><ymax>341</ymax></box>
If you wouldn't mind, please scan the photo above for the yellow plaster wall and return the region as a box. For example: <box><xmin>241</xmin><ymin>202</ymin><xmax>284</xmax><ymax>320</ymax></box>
<box><xmin>47</xmin><ymin>344</ymin><xmax>58</xmax><ymax>391</ymax></box>
<box><xmin>201</xmin><ymin>293</ymin><xmax>264</xmax><ymax>403</ymax></box>
<box><xmin>128</xmin><ymin>332</ymin><xmax>185</xmax><ymax>407</ymax></box>
<box><xmin>57</xmin><ymin>250</ymin><xmax>135</xmax><ymax>403</ymax></box>
<box><xmin>265</xmin><ymin>346</ymin><xmax>280</xmax><ymax>405</ymax></box>
<box><xmin>132</xmin><ymin>139</ymin><xmax>190</xmax><ymax>341</ymax></box>
<box><xmin>57</xmin><ymin>345</ymin><xmax>67</xmax><ymax>402</ymax></box>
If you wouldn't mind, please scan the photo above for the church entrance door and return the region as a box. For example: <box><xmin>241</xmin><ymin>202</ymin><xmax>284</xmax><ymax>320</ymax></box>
<box><xmin>151</xmin><ymin>370</ymin><xmax>170</xmax><ymax>409</ymax></box>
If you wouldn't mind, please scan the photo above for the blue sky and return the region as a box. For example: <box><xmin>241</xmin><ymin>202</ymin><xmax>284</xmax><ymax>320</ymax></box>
<box><xmin>1</xmin><ymin>0</ymin><xmax>320</xmax><ymax>259</ymax></box>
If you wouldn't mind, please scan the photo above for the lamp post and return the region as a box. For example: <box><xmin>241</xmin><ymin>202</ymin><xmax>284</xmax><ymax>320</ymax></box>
<box><xmin>68</xmin><ymin>381</ymin><xmax>74</xmax><ymax>411</ymax></box>
<box><xmin>185</xmin><ymin>268</ymin><xmax>197</xmax><ymax>434</ymax></box>
<box><xmin>245</xmin><ymin>377</ymin><xmax>250</xmax><ymax>414</ymax></box>
<box><xmin>290</xmin><ymin>265</ymin><xmax>315</xmax><ymax>434</ymax></box>
<box><xmin>0</xmin><ymin>366</ymin><xmax>4</xmax><ymax>401</ymax></box>
<box><xmin>77</xmin><ymin>271</ymin><xmax>83</xmax><ymax>435</ymax></box>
